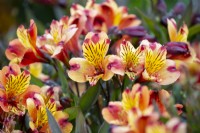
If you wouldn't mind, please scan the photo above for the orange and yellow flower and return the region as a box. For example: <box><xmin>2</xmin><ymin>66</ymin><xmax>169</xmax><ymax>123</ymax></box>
<box><xmin>27</xmin><ymin>91</ymin><xmax>72</xmax><ymax>132</ymax></box>
<box><xmin>96</xmin><ymin>0</ymin><xmax>141</xmax><ymax>30</ymax></box>
<box><xmin>69</xmin><ymin>0</ymin><xmax>141</xmax><ymax>33</ymax></box>
<box><xmin>167</xmin><ymin>18</ymin><xmax>188</xmax><ymax>43</ymax></box>
<box><xmin>149</xmin><ymin>89</ymin><xmax>183</xmax><ymax>116</ymax></box>
<box><xmin>102</xmin><ymin>84</ymin><xmax>152</xmax><ymax>126</ymax></box>
<box><xmin>141</xmin><ymin>40</ymin><xmax>180</xmax><ymax>85</ymax></box>
<box><xmin>68</xmin><ymin>32</ymin><xmax>114</xmax><ymax>85</ymax></box>
<box><xmin>103</xmin><ymin>83</ymin><xmax>185</xmax><ymax>133</ymax></box>
<box><xmin>38</xmin><ymin>16</ymin><xmax>78</xmax><ymax>59</ymax></box>
<box><xmin>5</xmin><ymin>20</ymin><xmax>46</xmax><ymax>66</ymax></box>
<box><xmin>0</xmin><ymin>64</ymin><xmax>40</xmax><ymax>115</ymax></box>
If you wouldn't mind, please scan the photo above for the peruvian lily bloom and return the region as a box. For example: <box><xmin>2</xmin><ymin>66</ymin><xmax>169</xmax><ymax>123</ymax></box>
<box><xmin>141</xmin><ymin>40</ymin><xmax>180</xmax><ymax>85</ymax></box>
<box><xmin>166</xmin><ymin>18</ymin><xmax>194</xmax><ymax>60</ymax></box>
<box><xmin>149</xmin><ymin>89</ymin><xmax>183</xmax><ymax>116</ymax></box>
<box><xmin>167</xmin><ymin>18</ymin><xmax>188</xmax><ymax>43</ymax></box>
<box><xmin>5</xmin><ymin>20</ymin><xmax>46</xmax><ymax>66</ymax></box>
<box><xmin>27</xmin><ymin>93</ymin><xmax>72</xmax><ymax>133</ymax></box>
<box><xmin>68</xmin><ymin>32</ymin><xmax>114</xmax><ymax>86</ymax></box>
<box><xmin>0</xmin><ymin>64</ymin><xmax>40</xmax><ymax>115</ymax></box>
<box><xmin>107</xmin><ymin>40</ymin><xmax>145</xmax><ymax>80</ymax></box>
<box><xmin>97</xmin><ymin>0</ymin><xmax>141</xmax><ymax>30</ymax></box>
<box><xmin>38</xmin><ymin>16</ymin><xmax>78</xmax><ymax>59</ymax></box>
<box><xmin>122</xmin><ymin>84</ymin><xmax>150</xmax><ymax>111</ymax></box>
<box><xmin>102</xmin><ymin>84</ymin><xmax>152</xmax><ymax>126</ymax></box>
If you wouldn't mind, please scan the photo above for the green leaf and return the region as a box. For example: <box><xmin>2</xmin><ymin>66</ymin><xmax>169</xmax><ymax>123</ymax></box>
<box><xmin>46</xmin><ymin>108</ymin><xmax>62</xmax><ymax>133</ymax></box>
<box><xmin>79</xmin><ymin>83</ymin><xmax>100</xmax><ymax>114</ymax></box>
<box><xmin>188</xmin><ymin>24</ymin><xmax>200</xmax><ymax>38</ymax></box>
<box><xmin>30</xmin><ymin>74</ymin><xmax>44</xmax><ymax>87</ymax></box>
<box><xmin>55</xmin><ymin>59</ymin><xmax>70</xmax><ymax>96</ymax></box>
<box><xmin>75</xmin><ymin>110</ymin><xmax>87</xmax><ymax>133</ymax></box>
<box><xmin>135</xmin><ymin>8</ymin><xmax>167</xmax><ymax>43</ymax></box>
<box><xmin>98</xmin><ymin>121</ymin><xmax>110</xmax><ymax>133</ymax></box>
<box><xmin>64</xmin><ymin>106</ymin><xmax>79</xmax><ymax>121</ymax></box>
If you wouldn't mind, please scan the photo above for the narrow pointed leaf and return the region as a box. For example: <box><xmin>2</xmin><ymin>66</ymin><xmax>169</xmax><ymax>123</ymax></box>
<box><xmin>46</xmin><ymin>108</ymin><xmax>62</xmax><ymax>133</ymax></box>
<box><xmin>75</xmin><ymin>110</ymin><xmax>87</xmax><ymax>133</ymax></box>
<box><xmin>64</xmin><ymin>106</ymin><xmax>79</xmax><ymax>121</ymax></box>
<box><xmin>98</xmin><ymin>121</ymin><xmax>110</xmax><ymax>133</ymax></box>
<box><xmin>79</xmin><ymin>83</ymin><xmax>100</xmax><ymax>113</ymax></box>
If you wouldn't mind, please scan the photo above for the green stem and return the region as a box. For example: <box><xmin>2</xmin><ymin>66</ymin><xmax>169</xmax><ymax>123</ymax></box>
<box><xmin>100</xmin><ymin>82</ymin><xmax>109</xmax><ymax>104</ymax></box>
<box><xmin>54</xmin><ymin>59</ymin><xmax>72</xmax><ymax>97</ymax></box>
<box><xmin>75</xmin><ymin>82</ymin><xmax>80</xmax><ymax>97</ymax></box>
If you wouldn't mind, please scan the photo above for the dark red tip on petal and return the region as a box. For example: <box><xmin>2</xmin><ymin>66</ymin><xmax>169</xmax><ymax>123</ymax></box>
<box><xmin>150</xmin><ymin>42</ymin><xmax>156</xmax><ymax>50</ymax></box>
<box><xmin>167</xmin><ymin>66</ymin><xmax>177</xmax><ymax>72</ymax></box>
<box><xmin>70</xmin><ymin>63</ymin><xmax>80</xmax><ymax>71</ymax></box>
<box><xmin>91</xmin><ymin>33</ymin><xmax>100</xmax><ymax>44</ymax></box>
<box><xmin>84</xmin><ymin>38</ymin><xmax>90</xmax><ymax>44</ymax></box>
<box><xmin>106</xmin><ymin>39</ymin><xmax>111</xmax><ymax>44</ymax></box>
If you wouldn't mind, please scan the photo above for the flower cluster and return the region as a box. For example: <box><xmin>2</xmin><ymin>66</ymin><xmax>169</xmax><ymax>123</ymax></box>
<box><xmin>2</xmin><ymin>0</ymin><xmax>200</xmax><ymax>132</ymax></box>
<box><xmin>102</xmin><ymin>84</ymin><xmax>185</xmax><ymax>133</ymax></box>
<box><xmin>0</xmin><ymin>64</ymin><xmax>72</xmax><ymax>132</ymax></box>
<box><xmin>68</xmin><ymin>32</ymin><xmax>180</xmax><ymax>86</ymax></box>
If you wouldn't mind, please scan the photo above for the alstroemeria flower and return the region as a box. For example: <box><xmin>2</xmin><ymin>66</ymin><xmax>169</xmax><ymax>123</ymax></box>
<box><xmin>97</xmin><ymin>0</ymin><xmax>141</xmax><ymax>30</ymax></box>
<box><xmin>141</xmin><ymin>40</ymin><xmax>180</xmax><ymax>85</ymax></box>
<box><xmin>102</xmin><ymin>83</ymin><xmax>185</xmax><ymax>133</ymax></box>
<box><xmin>122</xmin><ymin>84</ymin><xmax>150</xmax><ymax>111</ymax></box>
<box><xmin>5</xmin><ymin>20</ymin><xmax>46</xmax><ymax>66</ymax></box>
<box><xmin>149</xmin><ymin>89</ymin><xmax>183</xmax><ymax>116</ymax></box>
<box><xmin>102</xmin><ymin>84</ymin><xmax>151</xmax><ymax>126</ymax></box>
<box><xmin>38</xmin><ymin>16</ymin><xmax>78</xmax><ymax>59</ymax></box>
<box><xmin>167</xmin><ymin>19</ymin><xmax>200</xmax><ymax>70</ymax></box>
<box><xmin>165</xmin><ymin>18</ymin><xmax>196</xmax><ymax>61</ymax></box>
<box><xmin>0</xmin><ymin>64</ymin><xmax>40</xmax><ymax>115</ymax></box>
<box><xmin>102</xmin><ymin>102</ymin><xmax>128</xmax><ymax>125</ymax></box>
<box><xmin>27</xmin><ymin>93</ymin><xmax>57</xmax><ymax>132</ymax></box>
<box><xmin>108</xmin><ymin>40</ymin><xmax>145</xmax><ymax>80</ymax></box>
<box><xmin>68</xmin><ymin>32</ymin><xmax>114</xmax><ymax>85</ymax></box>
<box><xmin>27</xmin><ymin>93</ymin><xmax>72</xmax><ymax>133</ymax></box>
<box><xmin>167</xmin><ymin>18</ymin><xmax>188</xmax><ymax>43</ymax></box>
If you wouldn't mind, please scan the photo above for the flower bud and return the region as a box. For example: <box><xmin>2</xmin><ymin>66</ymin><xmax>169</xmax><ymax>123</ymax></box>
<box><xmin>121</xmin><ymin>26</ymin><xmax>146</xmax><ymax>37</ymax></box>
<box><xmin>165</xmin><ymin>42</ymin><xmax>191</xmax><ymax>60</ymax></box>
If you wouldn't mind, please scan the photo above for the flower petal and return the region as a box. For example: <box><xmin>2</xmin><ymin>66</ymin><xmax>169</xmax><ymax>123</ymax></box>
<box><xmin>0</xmin><ymin>89</ymin><xmax>9</xmax><ymax>112</ymax></box>
<box><xmin>102</xmin><ymin>102</ymin><xmax>128</xmax><ymax>125</ymax></box>
<box><xmin>167</xmin><ymin>18</ymin><xmax>178</xmax><ymax>42</ymax></box>
<box><xmin>118</xmin><ymin>14</ymin><xmax>141</xmax><ymax>29</ymax></box>
<box><xmin>17</xmin><ymin>19</ymin><xmax>37</xmax><ymax>49</ymax></box>
<box><xmin>157</xmin><ymin>59</ymin><xmax>180</xmax><ymax>85</ymax></box>
<box><xmin>20</xmin><ymin>49</ymin><xmax>45</xmax><ymax>67</ymax></box>
<box><xmin>20</xmin><ymin>85</ymin><xmax>41</xmax><ymax>106</ymax></box>
<box><xmin>5</xmin><ymin>39</ymin><xmax>26</xmax><ymax>62</ymax></box>
<box><xmin>102</xmin><ymin>55</ymin><xmax>115</xmax><ymax>81</ymax></box>
<box><xmin>107</xmin><ymin>55</ymin><xmax>125</xmax><ymax>76</ymax></box>
<box><xmin>0</xmin><ymin>64</ymin><xmax>21</xmax><ymax>87</ymax></box>
<box><xmin>176</xmin><ymin>23</ymin><xmax>188</xmax><ymax>42</ymax></box>
<box><xmin>131</xmin><ymin>84</ymin><xmax>150</xmax><ymax>111</ymax></box>
<box><xmin>54</xmin><ymin>111</ymin><xmax>73</xmax><ymax>133</ymax></box>
<box><xmin>29</xmin><ymin>63</ymin><xmax>43</xmax><ymax>78</ymax></box>
<box><xmin>68</xmin><ymin>58</ymin><xmax>95</xmax><ymax>83</ymax></box>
